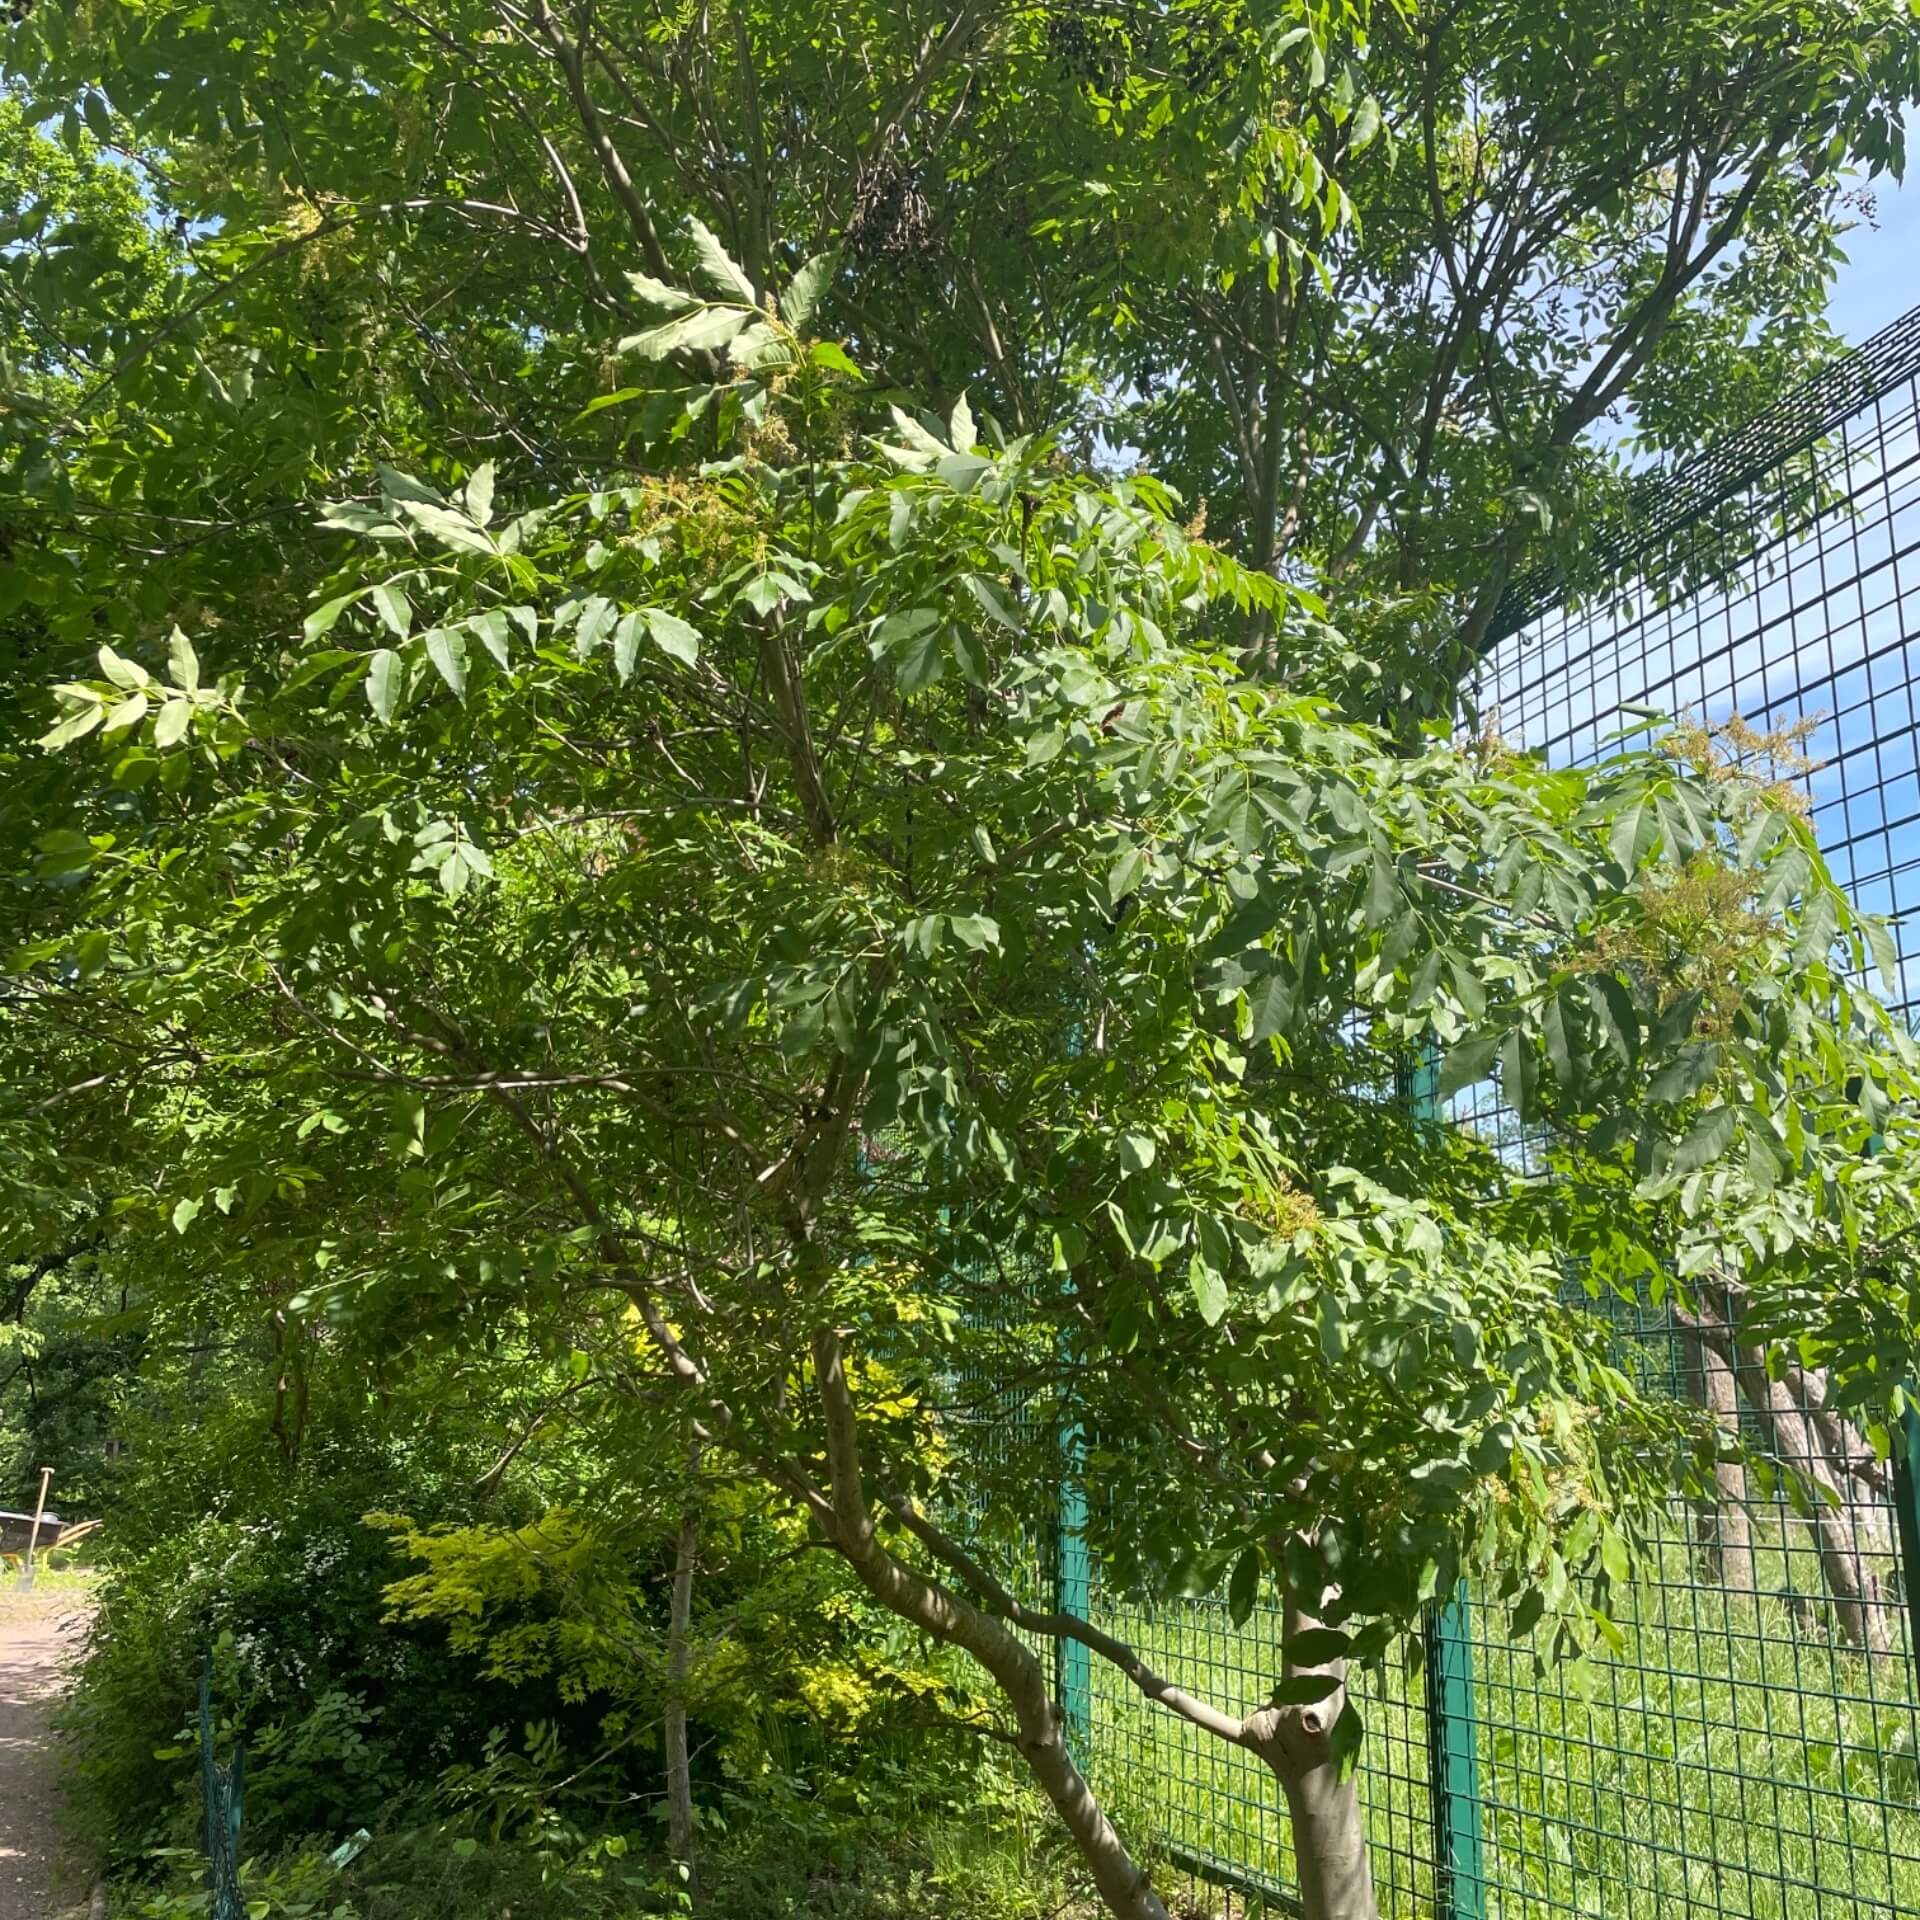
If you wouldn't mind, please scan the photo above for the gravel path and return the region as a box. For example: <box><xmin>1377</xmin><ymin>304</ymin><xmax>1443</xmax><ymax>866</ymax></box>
<box><xmin>0</xmin><ymin>1594</ymin><xmax>93</xmax><ymax>1920</ymax></box>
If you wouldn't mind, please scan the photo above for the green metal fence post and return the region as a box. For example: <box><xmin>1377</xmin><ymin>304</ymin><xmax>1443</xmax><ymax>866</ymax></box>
<box><xmin>1410</xmin><ymin>1053</ymin><xmax>1487</xmax><ymax>1920</ymax></box>
<box><xmin>1424</xmin><ymin>1584</ymin><xmax>1486</xmax><ymax>1920</ymax></box>
<box><xmin>1891</xmin><ymin>1404</ymin><xmax>1920</xmax><ymax>1666</ymax></box>
<box><xmin>199</xmin><ymin>1652</ymin><xmax>246</xmax><ymax>1920</ymax></box>
<box><xmin>1057</xmin><ymin>1014</ymin><xmax>1093</xmax><ymax>1761</ymax></box>
<box><xmin>1057</xmin><ymin>1421</ymin><xmax>1092</xmax><ymax>1760</ymax></box>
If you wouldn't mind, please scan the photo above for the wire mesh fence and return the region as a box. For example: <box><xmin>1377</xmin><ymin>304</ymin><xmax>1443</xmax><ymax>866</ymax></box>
<box><xmin>1028</xmin><ymin>297</ymin><xmax>1920</xmax><ymax>1919</ymax></box>
<box><xmin>1454</xmin><ymin>292</ymin><xmax>1920</xmax><ymax>1920</ymax></box>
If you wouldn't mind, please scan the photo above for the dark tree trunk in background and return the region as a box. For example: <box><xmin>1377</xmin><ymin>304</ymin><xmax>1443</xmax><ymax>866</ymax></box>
<box><xmin>1679</xmin><ymin>1317</ymin><xmax>1754</xmax><ymax>1590</ymax></box>
<box><xmin>666</xmin><ymin>1443</ymin><xmax>702</xmax><ymax>1903</ymax></box>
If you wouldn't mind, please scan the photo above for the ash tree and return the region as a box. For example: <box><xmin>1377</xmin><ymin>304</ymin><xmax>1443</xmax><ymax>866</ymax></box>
<box><xmin>13</xmin><ymin>248</ymin><xmax>1920</xmax><ymax>1920</ymax></box>
<box><xmin>10</xmin><ymin>2</ymin><xmax>1920</xmax><ymax>1911</ymax></box>
<box><xmin>7</xmin><ymin>0</ymin><xmax>1920</xmax><ymax>696</ymax></box>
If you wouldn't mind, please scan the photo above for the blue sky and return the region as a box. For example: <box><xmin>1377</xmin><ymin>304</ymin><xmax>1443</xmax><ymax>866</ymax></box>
<box><xmin>1828</xmin><ymin>132</ymin><xmax>1920</xmax><ymax>344</ymax></box>
<box><xmin>1477</xmin><ymin>151</ymin><xmax>1920</xmax><ymax>1016</ymax></box>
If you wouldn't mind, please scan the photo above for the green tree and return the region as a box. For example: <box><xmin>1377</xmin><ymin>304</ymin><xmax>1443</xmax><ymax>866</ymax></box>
<box><xmin>9</xmin><ymin>8</ymin><xmax>1920</xmax><ymax>1914</ymax></box>
<box><xmin>7</xmin><ymin>0</ymin><xmax>1918</xmax><ymax>699</ymax></box>
<box><xmin>12</xmin><ymin>263</ymin><xmax>1920</xmax><ymax>1914</ymax></box>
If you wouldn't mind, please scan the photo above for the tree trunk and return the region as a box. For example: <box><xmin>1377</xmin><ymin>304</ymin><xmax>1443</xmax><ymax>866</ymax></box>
<box><xmin>665</xmin><ymin>1442</ymin><xmax>701</xmax><ymax>1903</ymax></box>
<box><xmin>810</xmin><ymin>1328</ymin><xmax>1170</xmax><ymax>1920</ymax></box>
<box><xmin>1242</xmin><ymin>1583</ymin><xmax>1380</xmax><ymax>1920</ymax></box>
<box><xmin>1678</xmin><ymin>1315</ymin><xmax>1753</xmax><ymax>1589</ymax></box>
<box><xmin>1703</xmin><ymin>1287</ymin><xmax>1892</xmax><ymax>1657</ymax></box>
<box><xmin>1792</xmin><ymin>1362</ymin><xmax>1895</xmax><ymax>1554</ymax></box>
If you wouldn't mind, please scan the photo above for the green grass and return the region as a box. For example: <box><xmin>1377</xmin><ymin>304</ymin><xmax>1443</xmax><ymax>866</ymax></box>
<box><xmin>1085</xmin><ymin>1517</ymin><xmax>1920</xmax><ymax>1919</ymax></box>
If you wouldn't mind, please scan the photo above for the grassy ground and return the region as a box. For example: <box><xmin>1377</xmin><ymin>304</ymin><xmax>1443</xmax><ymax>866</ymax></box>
<box><xmin>1089</xmin><ymin>1518</ymin><xmax>1920</xmax><ymax>1920</ymax></box>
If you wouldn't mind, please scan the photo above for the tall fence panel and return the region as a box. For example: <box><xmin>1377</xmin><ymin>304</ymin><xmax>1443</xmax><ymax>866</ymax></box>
<box><xmin>1458</xmin><ymin>296</ymin><xmax>1920</xmax><ymax>1920</ymax></box>
<box><xmin>1051</xmin><ymin>299</ymin><xmax>1920</xmax><ymax>1920</ymax></box>
<box><xmin>953</xmin><ymin>302</ymin><xmax>1920</xmax><ymax>1917</ymax></box>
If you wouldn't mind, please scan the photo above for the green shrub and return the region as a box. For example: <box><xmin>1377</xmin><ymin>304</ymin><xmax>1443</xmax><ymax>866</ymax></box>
<box><xmin>64</xmin><ymin>1451</ymin><xmax>565</xmax><ymax>1860</ymax></box>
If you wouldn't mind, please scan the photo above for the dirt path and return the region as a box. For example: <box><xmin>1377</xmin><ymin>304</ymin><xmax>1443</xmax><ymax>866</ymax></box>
<box><xmin>0</xmin><ymin>1593</ymin><xmax>93</xmax><ymax>1920</ymax></box>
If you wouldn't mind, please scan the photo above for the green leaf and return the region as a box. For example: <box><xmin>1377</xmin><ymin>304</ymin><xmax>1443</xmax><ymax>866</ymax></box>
<box><xmin>962</xmin><ymin>573</ymin><xmax>1021</xmax><ymax>632</ymax></box>
<box><xmin>377</xmin><ymin>464</ymin><xmax>445</xmax><ymax>507</ymax></box>
<box><xmin>1118</xmin><ymin>1131</ymin><xmax>1156</xmax><ymax>1173</ymax></box>
<box><xmin>1672</xmin><ymin>1104</ymin><xmax>1736</xmax><ymax>1173</ymax></box>
<box><xmin>1228</xmin><ymin>1546</ymin><xmax>1261</xmax><ymax>1627</ymax></box>
<box><xmin>726</xmin><ymin>320</ymin><xmax>781</xmax><ymax>368</ymax></box>
<box><xmin>935</xmin><ymin>452</ymin><xmax>992</xmax><ymax>492</ymax></box>
<box><xmin>1600</xmin><ymin>1526</ymin><xmax>1630</xmax><ymax>1586</ymax></box>
<box><xmin>949</xmin><ymin>389</ymin><xmax>976</xmax><ymax>453</ymax></box>
<box><xmin>573</xmin><ymin>596</ymin><xmax>616</xmax><ymax>658</ymax></box>
<box><xmin>1648</xmin><ymin>1043</ymin><xmax>1718</xmax><ymax>1104</ymax></box>
<box><xmin>809</xmin><ymin>340</ymin><xmax>864</xmax><ymax>380</ymax></box>
<box><xmin>1508</xmin><ymin>1588</ymin><xmax>1546</xmax><ymax>1639</ymax></box>
<box><xmin>1583</xmin><ymin>972</ymin><xmax>1638</xmax><ymax>1067</ymax></box>
<box><xmin>1500</xmin><ymin>1025</ymin><xmax>1537</xmax><ymax>1120</ymax></box>
<box><xmin>1270</xmin><ymin>1673</ymin><xmax>1342</xmax><ymax>1704</ymax></box>
<box><xmin>398</xmin><ymin>497</ymin><xmax>495</xmax><ymax>556</ymax></box>
<box><xmin>645</xmin><ymin>609</ymin><xmax>701</xmax><ymax>666</ymax></box>
<box><xmin>37</xmin><ymin>702</ymin><xmax>104</xmax><ymax>750</ymax></box>
<box><xmin>152</xmin><ymin>697</ymin><xmax>192</xmax><ymax>748</ymax></box>
<box><xmin>1738</xmin><ymin>806</ymin><xmax>1787</xmax><ymax>869</ymax></box>
<box><xmin>1285</xmin><ymin>1626</ymin><xmax>1351</xmax><ymax>1665</ymax></box>
<box><xmin>1436</xmin><ymin>1032</ymin><xmax>1498</xmax><ymax>1100</ymax></box>
<box><xmin>571</xmin><ymin>388</ymin><xmax>648</xmax><ymax>424</ymax></box>
<box><xmin>371</xmin><ymin>583</ymin><xmax>413</xmax><ymax>638</ymax></box>
<box><xmin>102</xmin><ymin>691</ymin><xmax>149</xmax><ymax>735</ymax></box>
<box><xmin>171</xmin><ymin>1196</ymin><xmax>202</xmax><ymax>1235</ymax></box>
<box><xmin>98</xmin><ymin>644</ymin><xmax>150</xmax><ymax>690</ymax></box>
<box><xmin>887</xmin><ymin>404</ymin><xmax>952</xmax><ymax>460</ymax></box>
<box><xmin>686</xmin><ymin>216</ymin><xmax>757</xmax><ymax>301</ymax></box>
<box><xmin>619</xmin><ymin>306</ymin><xmax>754</xmax><ymax>359</ymax></box>
<box><xmin>1364</xmin><ymin>851</ymin><xmax>1398</xmax><ymax>928</ymax></box>
<box><xmin>1330</xmin><ymin>1699</ymin><xmax>1365</xmax><ymax>1780</ymax></box>
<box><xmin>623</xmin><ymin>270</ymin><xmax>700</xmax><ymax>313</ymax></box>
<box><xmin>425</xmin><ymin>627</ymin><xmax>468</xmax><ymax>701</ymax></box>
<box><xmin>1609</xmin><ymin>798</ymin><xmax>1653</xmax><ymax>873</ymax></box>
<box><xmin>365</xmin><ymin>649</ymin><xmax>403</xmax><ymax>724</ymax></box>
<box><xmin>949</xmin><ymin>914</ymin><xmax>1000</xmax><ymax>951</ymax></box>
<box><xmin>1448</xmin><ymin>953</ymin><xmax>1488</xmax><ymax>1020</ymax></box>
<box><xmin>1249</xmin><ymin>968</ymin><xmax>1296</xmax><ymax>1043</ymax></box>
<box><xmin>1867</xmin><ymin>916</ymin><xmax>1901</xmax><ymax>997</ymax></box>
<box><xmin>1190</xmin><ymin>1255</ymin><xmax>1229</xmax><ymax>1327</ymax></box>
<box><xmin>613</xmin><ymin>611</ymin><xmax>645</xmax><ymax>683</ymax></box>
<box><xmin>1108</xmin><ymin>842</ymin><xmax>1147</xmax><ymax>905</ymax></box>
<box><xmin>1542</xmin><ymin>991</ymin><xmax>1576</xmax><ymax>1091</ymax></box>
<box><xmin>471</xmin><ymin>610</ymin><xmax>513</xmax><ymax>669</ymax></box>
<box><xmin>167</xmin><ymin>628</ymin><xmax>201</xmax><ymax>693</ymax></box>
<box><xmin>780</xmin><ymin>251</ymin><xmax>838</xmax><ymax>329</ymax></box>
<box><xmin>893</xmin><ymin>619</ymin><xmax>946</xmax><ymax>694</ymax></box>
<box><xmin>304</xmin><ymin>591</ymin><xmax>362</xmax><ymax>642</ymax></box>
<box><xmin>463</xmin><ymin>462</ymin><xmax>496</xmax><ymax>528</ymax></box>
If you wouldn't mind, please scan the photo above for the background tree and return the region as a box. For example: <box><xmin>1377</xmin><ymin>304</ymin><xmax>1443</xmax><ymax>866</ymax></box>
<box><xmin>7</xmin><ymin>0</ymin><xmax>1919</xmax><ymax>706</ymax></box>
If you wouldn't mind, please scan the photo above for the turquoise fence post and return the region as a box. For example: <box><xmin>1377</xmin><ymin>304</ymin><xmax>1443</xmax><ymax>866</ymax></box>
<box><xmin>1424</xmin><ymin>1584</ymin><xmax>1486</xmax><ymax>1920</ymax></box>
<box><xmin>1057</xmin><ymin>1410</ymin><xmax>1092</xmax><ymax>1759</ymax></box>
<box><xmin>199</xmin><ymin>1652</ymin><xmax>246</xmax><ymax>1920</ymax></box>
<box><xmin>1056</xmin><ymin>1012</ymin><xmax>1093</xmax><ymax>1761</ymax></box>
<box><xmin>1411</xmin><ymin>1053</ymin><xmax>1487</xmax><ymax>1920</ymax></box>
<box><xmin>1891</xmin><ymin>1404</ymin><xmax>1920</xmax><ymax>1666</ymax></box>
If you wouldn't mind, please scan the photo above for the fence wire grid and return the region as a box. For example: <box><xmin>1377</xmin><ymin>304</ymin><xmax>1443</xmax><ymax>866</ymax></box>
<box><xmin>1006</xmin><ymin>296</ymin><xmax>1920</xmax><ymax>1920</ymax></box>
